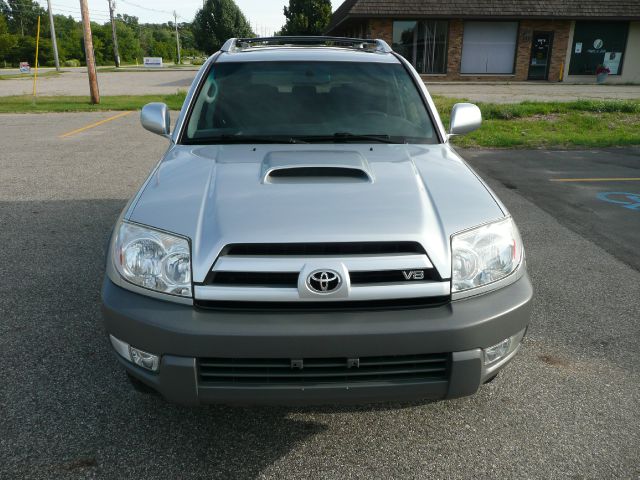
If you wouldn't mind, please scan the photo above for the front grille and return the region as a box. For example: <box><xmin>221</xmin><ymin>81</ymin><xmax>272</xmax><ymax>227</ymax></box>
<box><xmin>223</xmin><ymin>242</ymin><xmax>426</xmax><ymax>256</ymax></box>
<box><xmin>207</xmin><ymin>269</ymin><xmax>440</xmax><ymax>287</ymax></box>
<box><xmin>198</xmin><ymin>353</ymin><xmax>450</xmax><ymax>386</ymax></box>
<box><xmin>194</xmin><ymin>296</ymin><xmax>450</xmax><ymax>311</ymax></box>
<box><xmin>209</xmin><ymin>271</ymin><xmax>299</xmax><ymax>287</ymax></box>
<box><xmin>196</xmin><ymin>241</ymin><xmax>449</xmax><ymax>305</ymax></box>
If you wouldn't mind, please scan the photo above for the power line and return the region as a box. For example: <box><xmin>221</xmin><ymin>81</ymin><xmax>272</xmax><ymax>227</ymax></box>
<box><xmin>52</xmin><ymin>2</ymin><xmax>110</xmax><ymax>14</ymax></box>
<box><xmin>52</xmin><ymin>7</ymin><xmax>111</xmax><ymax>19</ymax></box>
<box><xmin>9</xmin><ymin>0</ymin><xmax>109</xmax><ymax>14</ymax></box>
<box><xmin>119</xmin><ymin>0</ymin><xmax>174</xmax><ymax>16</ymax></box>
<box><xmin>8</xmin><ymin>3</ymin><xmax>111</xmax><ymax>21</ymax></box>
<box><xmin>8</xmin><ymin>0</ymin><xmax>187</xmax><ymax>25</ymax></box>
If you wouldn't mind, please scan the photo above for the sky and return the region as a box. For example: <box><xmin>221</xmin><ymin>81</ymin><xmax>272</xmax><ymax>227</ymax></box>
<box><xmin>36</xmin><ymin>0</ymin><xmax>342</xmax><ymax>35</ymax></box>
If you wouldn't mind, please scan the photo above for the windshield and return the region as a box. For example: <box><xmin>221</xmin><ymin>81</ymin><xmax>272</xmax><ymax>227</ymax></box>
<box><xmin>182</xmin><ymin>61</ymin><xmax>438</xmax><ymax>144</ymax></box>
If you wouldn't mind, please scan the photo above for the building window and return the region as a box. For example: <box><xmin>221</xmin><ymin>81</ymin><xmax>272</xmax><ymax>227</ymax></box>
<box><xmin>460</xmin><ymin>21</ymin><xmax>519</xmax><ymax>74</ymax></box>
<box><xmin>569</xmin><ymin>22</ymin><xmax>629</xmax><ymax>76</ymax></box>
<box><xmin>392</xmin><ymin>20</ymin><xmax>448</xmax><ymax>74</ymax></box>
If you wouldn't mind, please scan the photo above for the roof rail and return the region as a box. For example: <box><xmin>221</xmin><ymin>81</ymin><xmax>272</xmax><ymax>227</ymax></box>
<box><xmin>220</xmin><ymin>36</ymin><xmax>393</xmax><ymax>54</ymax></box>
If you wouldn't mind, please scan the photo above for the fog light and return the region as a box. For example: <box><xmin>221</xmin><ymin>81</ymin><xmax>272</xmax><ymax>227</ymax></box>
<box><xmin>109</xmin><ymin>334</ymin><xmax>159</xmax><ymax>372</ymax></box>
<box><xmin>110</xmin><ymin>334</ymin><xmax>132</xmax><ymax>361</ymax></box>
<box><xmin>484</xmin><ymin>338</ymin><xmax>511</xmax><ymax>365</ymax></box>
<box><xmin>129</xmin><ymin>347</ymin><xmax>160</xmax><ymax>372</ymax></box>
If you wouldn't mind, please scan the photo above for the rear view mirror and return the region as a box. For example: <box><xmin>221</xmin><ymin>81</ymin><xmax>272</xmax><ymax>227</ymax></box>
<box><xmin>141</xmin><ymin>102</ymin><xmax>171</xmax><ymax>138</ymax></box>
<box><xmin>449</xmin><ymin>103</ymin><xmax>482</xmax><ymax>136</ymax></box>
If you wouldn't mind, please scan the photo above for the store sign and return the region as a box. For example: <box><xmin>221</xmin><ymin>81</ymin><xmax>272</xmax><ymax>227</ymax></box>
<box><xmin>143</xmin><ymin>57</ymin><xmax>163</xmax><ymax>68</ymax></box>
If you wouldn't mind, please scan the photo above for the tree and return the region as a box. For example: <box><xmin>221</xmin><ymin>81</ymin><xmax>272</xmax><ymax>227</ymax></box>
<box><xmin>0</xmin><ymin>7</ymin><xmax>203</xmax><ymax>67</ymax></box>
<box><xmin>114</xmin><ymin>21</ymin><xmax>142</xmax><ymax>63</ymax></box>
<box><xmin>192</xmin><ymin>0</ymin><xmax>253</xmax><ymax>54</ymax></box>
<box><xmin>51</xmin><ymin>14</ymin><xmax>85</xmax><ymax>63</ymax></box>
<box><xmin>280</xmin><ymin>0</ymin><xmax>331</xmax><ymax>36</ymax></box>
<box><xmin>2</xmin><ymin>0</ymin><xmax>45</xmax><ymax>36</ymax></box>
<box><xmin>0</xmin><ymin>12</ymin><xmax>18</xmax><ymax>62</ymax></box>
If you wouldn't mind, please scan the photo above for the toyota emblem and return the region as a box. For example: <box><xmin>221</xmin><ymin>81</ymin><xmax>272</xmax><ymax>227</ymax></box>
<box><xmin>307</xmin><ymin>270</ymin><xmax>342</xmax><ymax>294</ymax></box>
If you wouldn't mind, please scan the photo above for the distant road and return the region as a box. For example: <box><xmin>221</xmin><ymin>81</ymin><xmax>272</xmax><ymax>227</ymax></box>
<box><xmin>0</xmin><ymin>67</ymin><xmax>199</xmax><ymax>96</ymax></box>
<box><xmin>1</xmin><ymin>67</ymin><xmax>639</xmax><ymax>101</ymax></box>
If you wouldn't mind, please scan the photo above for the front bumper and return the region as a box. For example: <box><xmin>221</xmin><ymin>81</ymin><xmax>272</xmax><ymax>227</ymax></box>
<box><xmin>101</xmin><ymin>274</ymin><xmax>533</xmax><ymax>405</ymax></box>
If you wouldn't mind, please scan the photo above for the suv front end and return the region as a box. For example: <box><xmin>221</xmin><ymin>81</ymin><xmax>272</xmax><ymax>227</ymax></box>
<box><xmin>102</xmin><ymin>37</ymin><xmax>532</xmax><ymax>405</ymax></box>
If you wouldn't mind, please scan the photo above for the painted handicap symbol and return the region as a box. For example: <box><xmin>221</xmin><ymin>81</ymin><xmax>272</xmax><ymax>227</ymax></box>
<box><xmin>597</xmin><ymin>192</ymin><xmax>640</xmax><ymax>211</ymax></box>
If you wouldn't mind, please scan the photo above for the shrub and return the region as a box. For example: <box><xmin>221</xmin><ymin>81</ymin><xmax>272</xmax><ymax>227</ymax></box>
<box><xmin>191</xmin><ymin>58</ymin><xmax>205</xmax><ymax>66</ymax></box>
<box><xmin>63</xmin><ymin>59</ymin><xmax>81</xmax><ymax>67</ymax></box>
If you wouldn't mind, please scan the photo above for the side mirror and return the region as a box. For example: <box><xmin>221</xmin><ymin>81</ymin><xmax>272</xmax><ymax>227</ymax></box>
<box><xmin>141</xmin><ymin>102</ymin><xmax>170</xmax><ymax>138</ymax></box>
<box><xmin>449</xmin><ymin>103</ymin><xmax>482</xmax><ymax>136</ymax></box>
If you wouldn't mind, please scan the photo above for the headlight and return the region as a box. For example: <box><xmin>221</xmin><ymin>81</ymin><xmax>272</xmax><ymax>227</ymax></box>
<box><xmin>451</xmin><ymin>218</ymin><xmax>522</xmax><ymax>293</ymax></box>
<box><xmin>113</xmin><ymin>222</ymin><xmax>192</xmax><ymax>297</ymax></box>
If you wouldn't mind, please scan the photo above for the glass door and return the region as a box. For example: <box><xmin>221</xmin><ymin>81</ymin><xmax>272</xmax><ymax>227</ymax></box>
<box><xmin>528</xmin><ymin>32</ymin><xmax>553</xmax><ymax>80</ymax></box>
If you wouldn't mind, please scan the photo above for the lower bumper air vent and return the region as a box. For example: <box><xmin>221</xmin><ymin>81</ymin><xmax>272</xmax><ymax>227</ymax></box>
<box><xmin>198</xmin><ymin>353</ymin><xmax>450</xmax><ymax>386</ymax></box>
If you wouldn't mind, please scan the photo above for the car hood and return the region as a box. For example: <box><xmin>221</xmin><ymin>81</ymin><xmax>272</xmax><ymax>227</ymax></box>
<box><xmin>128</xmin><ymin>144</ymin><xmax>505</xmax><ymax>282</ymax></box>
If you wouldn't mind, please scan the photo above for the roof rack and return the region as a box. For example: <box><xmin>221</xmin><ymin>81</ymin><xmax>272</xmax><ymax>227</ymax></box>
<box><xmin>220</xmin><ymin>36</ymin><xmax>393</xmax><ymax>54</ymax></box>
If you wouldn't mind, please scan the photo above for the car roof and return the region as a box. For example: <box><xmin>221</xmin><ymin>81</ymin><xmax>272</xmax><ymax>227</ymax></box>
<box><xmin>217</xmin><ymin>47</ymin><xmax>400</xmax><ymax>64</ymax></box>
<box><xmin>216</xmin><ymin>37</ymin><xmax>399</xmax><ymax>64</ymax></box>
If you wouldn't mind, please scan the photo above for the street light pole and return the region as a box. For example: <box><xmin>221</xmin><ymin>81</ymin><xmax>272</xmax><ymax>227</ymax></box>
<box><xmin>46</xmin><ymin>0</ymin><xmax>60</xmax><ymax>71</ymax></box>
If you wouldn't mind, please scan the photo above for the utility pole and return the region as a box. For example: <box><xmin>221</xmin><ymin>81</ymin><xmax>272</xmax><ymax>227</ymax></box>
<box><xmin>46</xmin><ymin>0</ymin><xmax>60</xmax><ymax>71</ymax></box>
<box><xmin>108</xmin><ymin>0</ymin><xmax>121</xmax><ymax>67</ymax></box>
<box><xmin>173</xmin><ymin>11</ymin><xmax>181</xmax><ymax>65</ymax></box>
<box><xmin>79</xmin><ymin>0</ymin><xmax>100</xmax><ymax>104</ymax></box>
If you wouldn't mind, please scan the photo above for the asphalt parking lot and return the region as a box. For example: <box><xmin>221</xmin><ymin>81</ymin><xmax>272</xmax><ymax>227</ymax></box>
<box><xmin>1</xmin><ymin>112</ymin><xmax>638</xmax><ymax>479</ymax></box>
<box><xmin>464</xmin><ymin>148</ymin><xmax>640</xmax><ymax>272</ymax></box>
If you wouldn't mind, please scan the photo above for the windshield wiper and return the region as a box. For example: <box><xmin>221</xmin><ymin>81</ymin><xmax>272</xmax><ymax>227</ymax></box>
<box><xmin>188</xmin><ymin>135</ymin><xmax>308</xmax><ymax>145</ymax></box>
<box><xmin>296</xmin><ymin>133</ymin><xmax>406</xmax><ymax>144</ymax></box>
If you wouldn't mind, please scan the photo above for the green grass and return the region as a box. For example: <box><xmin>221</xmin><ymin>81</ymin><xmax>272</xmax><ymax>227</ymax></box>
<box><xmin>0</xmin><ymin>71</ymin><xmax>62</xmax><ymax>80</ymax></box>
<box><xmin>433</xmin><ymin>97</ymin><xmax>640</xmax><ymax>148</ymax></box>
<box><xmin>0</xmin><ymin>93</ymin><xmax>638</xmax><ymax>148</ymax></box>
<box><xmin>0</xmin><ymin>92</ymin><xmax>187</xmax><ymax>112</ymax></box>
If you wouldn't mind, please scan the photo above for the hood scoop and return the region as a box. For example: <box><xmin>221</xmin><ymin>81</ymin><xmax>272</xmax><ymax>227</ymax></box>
<box><xmin>262</xmin><ymin>151</ymin><xmax>373</xmax><ymax>184</ymax></box>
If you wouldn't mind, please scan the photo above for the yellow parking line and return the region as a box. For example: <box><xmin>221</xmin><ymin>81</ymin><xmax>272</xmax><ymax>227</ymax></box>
<box><xmin>59</xmin><ymin>111</ymin><xmax>133</xmax><ymax>138</ymax></box>
<box><xmin>550</xmin><ymin>178</ymin><xmax>640</xmax><ymax>182</ymax></box>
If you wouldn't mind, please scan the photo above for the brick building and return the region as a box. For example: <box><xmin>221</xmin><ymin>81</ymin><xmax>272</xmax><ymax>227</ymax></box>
<box><xmin>326</xmin><ymin>1</ymin><xmax>640</xmax><ymax>83</ymax></box>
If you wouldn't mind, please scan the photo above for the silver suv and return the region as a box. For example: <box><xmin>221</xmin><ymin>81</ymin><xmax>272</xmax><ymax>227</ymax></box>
<box><xmin>102</xmin><ymin>37</ymin><xmax>532</xmax><ymax>405</ymax></box>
